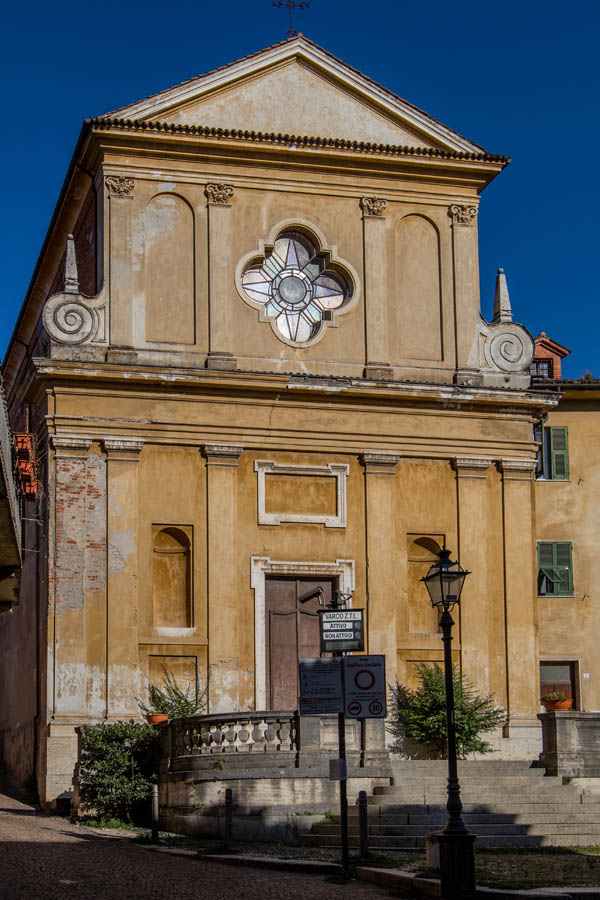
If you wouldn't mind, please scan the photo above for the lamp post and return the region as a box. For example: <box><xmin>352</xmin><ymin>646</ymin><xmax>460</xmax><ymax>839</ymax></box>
<box><xmin>420</xmin><ymin>549</ymin><xmax>475</xmax><ymax>900</ymax></box>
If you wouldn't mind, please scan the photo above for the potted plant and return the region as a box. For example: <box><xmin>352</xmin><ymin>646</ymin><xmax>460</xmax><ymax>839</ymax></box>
<box><xmin>137</xmin><ymin>684</ymin><xmax>171</xmax><ymax>725</ymax></box>
<box><xmin>540</xmin><ymin>691</ymin><xmax>573</xmax><ymax>711</ymax></box>
<box><xmin>138</xmin><ymin>666</ymin><xmax>209</xmax><ymax>724</ymax></box>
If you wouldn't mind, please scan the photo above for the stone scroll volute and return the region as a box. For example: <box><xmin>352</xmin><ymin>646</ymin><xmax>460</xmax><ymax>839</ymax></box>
<box><xmin>43</xmin><ymin>235</ymin><xmax>107</xmax><ymax>348</ymax></box>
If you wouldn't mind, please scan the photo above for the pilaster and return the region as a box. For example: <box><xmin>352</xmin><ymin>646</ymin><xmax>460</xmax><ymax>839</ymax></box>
<box><xmin>205</xmin><ymin>184</ymin><xmax>237</xmax><ymax>370</ymax></box>
<box><xmin>106</xmin><ymin>175</ymin><xmax>135</xmax><ymax>348</ymax></box>
<box><xmin>50</xmin><ymin>435</ymin><xmax>95</xmax><ymax>719</ymax></box>
<box><xmin>361</xmin><ymin>452</ymin><xmax>401</xmax><ymax>685</ymax></box>
<box><xmin>450</xmin><ymin>203</ymin><xmax>482</xmax><ymax>385</ymax></box>
<box><xmin>453</xmin><ymin>456</ymin><xmax>493</xmax><ymax>692</ymax></box>
<box><xmin>204</xmin><ymin>443</ymin><xmax>244</xmax><ymax>711</ymax></box>
<box><xmin>104</xmin><ymin>437</ymin><xmax>144</xmax><ymax>718</ymax></box>
<box><xmin>500</xmin><ymin>458</ymin><xmax>539</xmax><ymax>721</ymax></box>
<box><xmin>360</xmin><ymin>198</ymin><xmax>393</xmax><ymax>379</ymax></box>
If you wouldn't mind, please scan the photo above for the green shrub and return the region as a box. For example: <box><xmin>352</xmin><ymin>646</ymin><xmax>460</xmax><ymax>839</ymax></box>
<box><xmin>78</xmin><ymin>721</ymin><xmax>160</xmax><ymax>823</ymax></box>
<box><xmin>388</xmin><ymin>663</ymin><xmax>506</xmax><ymax>759</ymax></box>
<box><xmin>137</xmin><ymin>666</ymin><xmax>208</xmax><ymax>719</ymax></box>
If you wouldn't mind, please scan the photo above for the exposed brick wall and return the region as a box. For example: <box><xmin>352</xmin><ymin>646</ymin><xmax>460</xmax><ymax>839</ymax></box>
<box><xmin>54</xmin><ymin>452</ymin><xmax>106</xmax><ymax>616</ymax></box>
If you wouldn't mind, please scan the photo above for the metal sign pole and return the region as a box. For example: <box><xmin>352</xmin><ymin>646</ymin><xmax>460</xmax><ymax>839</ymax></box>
<box><xmin>336</xmin><ymin>653</ymin><xmax>350</xmax><ymax>882</ymax></box>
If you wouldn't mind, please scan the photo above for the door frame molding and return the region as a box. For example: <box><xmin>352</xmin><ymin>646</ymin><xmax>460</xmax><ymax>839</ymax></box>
<box><xmin>250</xmin><ymin>556</ymin><xmax>355</xmax><ymax>709</ymax></box>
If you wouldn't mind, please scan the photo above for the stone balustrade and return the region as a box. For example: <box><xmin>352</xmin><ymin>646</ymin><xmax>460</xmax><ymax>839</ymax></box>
<box><xmin>168</xmin><ymin>710</ymin><xmax>298</xmax><ymax>757</ymax></box>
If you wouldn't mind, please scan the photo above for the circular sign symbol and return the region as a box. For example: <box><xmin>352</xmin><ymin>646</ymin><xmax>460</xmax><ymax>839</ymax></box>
<box><xmin>354</xmin><ymin>669</ymin><xmax>376</xmax><ymax>690</ymax></box>
<box><xmin>369</xmin><ymin>700</ymin><xmax>383</xmax><ymax>716</ymax></box>
<box><xmin>347</xmin><ymin>700</ymin><xmax>362</xmax><ymax>717</ymax></box>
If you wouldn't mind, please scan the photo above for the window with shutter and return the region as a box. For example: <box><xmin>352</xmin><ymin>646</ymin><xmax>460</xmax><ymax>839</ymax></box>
<box><xmin>537</xmin><ymin>541</ymin><xmax>573</xmax><ymax>596</ymax></box>
<box><xmin>549</xmin><ymin>427</ymin><xmax>569</xmax><ymax>480</ymax></box>
<box><xmin>534</xmin><ymin>425</ymin><xmax>569</xmax><ymax>481</ymax></box>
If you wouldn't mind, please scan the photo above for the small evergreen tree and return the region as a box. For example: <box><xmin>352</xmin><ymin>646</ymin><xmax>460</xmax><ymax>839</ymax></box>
<box><xmin>388</xmin><ymin>663</ymin><xmax>506</xmax><ymax>759</ymax></box>
<box><xmin>78</xmin><ymin>722</ymin><xmax>160</xmax><ymax>823</ymax></box>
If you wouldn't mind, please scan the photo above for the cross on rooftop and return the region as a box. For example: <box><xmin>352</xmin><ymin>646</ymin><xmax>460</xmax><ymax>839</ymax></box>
<box><xmin>273</xmin><ymin>0</ymin><xmax>309</xmax><ymax>37</ymax></box>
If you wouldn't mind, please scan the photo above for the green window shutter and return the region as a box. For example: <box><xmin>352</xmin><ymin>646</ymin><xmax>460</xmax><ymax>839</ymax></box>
<box><xmin>549</xmin><ymin>427</ymin><xmax>569</xmax><ymax>480</ymax></box>
<box><xmin>537</xmin><ymin>542</ymin><xmax>555</xmax><ymax>594</ymax></box>
<box><xmin>534</xmin><ymin>424</ymin><xmax>544</xmax><ymax>478</ymax></box>
<box><xmin>555</xmin><ymin>542</ymin><xmax>573</xmax><ymax>594</ymax></box>
<box><xmin>537</xmin><ymin>541</ymin><xmax>573</xmax><ymax>595</ymax></box>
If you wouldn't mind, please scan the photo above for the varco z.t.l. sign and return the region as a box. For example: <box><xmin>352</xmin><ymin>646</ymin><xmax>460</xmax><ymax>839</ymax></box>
<box><xmin>319</xmin><ymin>609</ymin><xmax>364</xmax><ymax>653</ymax></box>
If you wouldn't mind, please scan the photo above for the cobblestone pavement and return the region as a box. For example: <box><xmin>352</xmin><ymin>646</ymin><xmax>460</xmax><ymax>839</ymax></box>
<box><xmin>0</xmin><ymin>787</ymin><xmax>393</xmax><ymax>900</ymax></box>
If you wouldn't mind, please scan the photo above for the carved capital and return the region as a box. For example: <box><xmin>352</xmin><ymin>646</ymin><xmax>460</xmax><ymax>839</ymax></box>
<box><xmin>103</xmin><ymin>438</ymin><xmax>145</xmax><ymax>455</ymax></box>
<box><xmin>360</xmin><ymin>197</ymin><xmax>388</xmax><ymax>218</ymax></box>
<box><xmin>453</xmin><ymin>457</ymin><xmax>493</xmax><ymax>478</ymax></box>
<box><xmin>106</xmin><ymin>175</ymin><xmax>135</xmax><ymax>197</ymax></box>
<box><xmin>449</xmin><ymin>204</ymin><xmax>478</xmax><ymax>226</ymax></box>
<box><xmin>361</xmin><ymin>452</ymin><xmax>401</xmax><ymax>475</ymax></box>
<box><xmin>51</xmin><ymin>435</ymin><xmax>93</xmax><ymax>457</ymax></box>
<box><xmin>499</xmin><ymin>458</ymin><xmax>537</xmax><ymax>481</ymax></box>
<box><xmin>204</xmin><ymin>443</ymin><xmax>243</xmax><ymax>467</ymax></box>
<box><xmin>205</xmin><ymin>183</ymin><xmax>234</xmax><ymax>205</ymax></box>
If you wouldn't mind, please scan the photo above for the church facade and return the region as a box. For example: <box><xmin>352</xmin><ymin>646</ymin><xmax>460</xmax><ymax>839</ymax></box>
<box><xmin>0</xmin><ymin>38</ymin><xmax>560</xmax><ymax>806</ymax></box>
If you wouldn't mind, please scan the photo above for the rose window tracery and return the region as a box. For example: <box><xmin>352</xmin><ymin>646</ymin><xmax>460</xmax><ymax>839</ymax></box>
<box><xmin>239</xmin><ymin>231</ymin><xmax>354</xmax><ymax>346</ymax></box>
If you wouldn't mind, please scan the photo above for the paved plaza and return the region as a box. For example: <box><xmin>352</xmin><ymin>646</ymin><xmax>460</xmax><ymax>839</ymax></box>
<box><xmin>0</xmin><ymin>785</ymin><xmax>392</xmax><ymax>900</ymax></box>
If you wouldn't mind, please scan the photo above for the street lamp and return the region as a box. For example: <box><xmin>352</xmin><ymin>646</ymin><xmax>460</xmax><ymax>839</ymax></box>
<box><xmin>421</xmin><ymin>549</ymin><xmax>475</xmax><ymax>900</ymax></box>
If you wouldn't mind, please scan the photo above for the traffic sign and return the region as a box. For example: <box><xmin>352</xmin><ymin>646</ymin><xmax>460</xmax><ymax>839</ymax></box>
<box><xmin>320</xmin><ymin>609</ymin><xmax>364</xmax><ymax>653</ymax></box>
<box><xmin>298</xmin><ymin>658</ymin><xmax>343</xmax><ymax>715</ymax></box>
<box><xmin>343</xmin><ymin>655</ymin><xmax>387</xmax><ymax>718</ymax></box>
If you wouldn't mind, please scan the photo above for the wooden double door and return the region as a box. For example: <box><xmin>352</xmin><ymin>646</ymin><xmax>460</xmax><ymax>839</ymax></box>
<box><xmin>265</xmin><ymin>576</ymin><xmax>335</xmax><ymax>710</ymax></box>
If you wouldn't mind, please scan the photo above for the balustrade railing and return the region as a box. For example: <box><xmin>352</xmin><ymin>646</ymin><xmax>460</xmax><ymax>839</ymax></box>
<box><xmin>169</xmin><ymin>711</ymin><xmax>298</xmax><ymax>757</ymax></box>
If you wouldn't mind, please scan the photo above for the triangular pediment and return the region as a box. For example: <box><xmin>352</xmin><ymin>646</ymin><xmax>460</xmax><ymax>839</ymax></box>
<box><xmin>102</xmin><ymin>37</ymin><xmax>484</xmax><ymax>153</ymax></box>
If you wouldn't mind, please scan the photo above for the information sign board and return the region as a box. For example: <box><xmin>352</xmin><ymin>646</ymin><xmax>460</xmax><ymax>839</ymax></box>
<box><xmin>298</xmin><ymin>658</ymin><xmax>343</xmax><ymax>715</ymax></box>
<box><xmin>320</xmin><ymin>609</ymin><xmax>364</xmax><ymax>653</ymax></box>
<box><xmin>343</xmin><ymin>654</ymin><xmax>387</xmax><ymax>718</ymax></box>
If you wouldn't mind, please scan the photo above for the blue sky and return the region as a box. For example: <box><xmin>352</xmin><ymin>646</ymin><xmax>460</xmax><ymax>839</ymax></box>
<box><xmin>1</xmin><ymin>0</ymin><xmax>596</xmax><ymax>377</ymax></box>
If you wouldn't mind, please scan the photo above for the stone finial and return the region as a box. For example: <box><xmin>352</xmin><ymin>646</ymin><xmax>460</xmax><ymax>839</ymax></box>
<box><xmin>64</xmin><ymin>234</ymin><xmax>79</xmax><ymax>294</ymax></box>
<box><xmin>493</xmin><ymin>267</ymin><xmax>513</xmax><ymax>324</ymax></box>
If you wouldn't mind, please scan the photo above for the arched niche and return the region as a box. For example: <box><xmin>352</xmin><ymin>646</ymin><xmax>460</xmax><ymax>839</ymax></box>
<box><xmin>395</xmin><ymin>215</ymin><xmax>442</xmax><ymax>362</ymax></box>
<box><xmin>407</xmin><ymin>534</ymin><xmax>444</xmax><ymax>635</ymax></box>
<box><xmin>144</xmin><ymin>194</ymin><xmax>195</xmax><ymax>345</ymax></box>
<box><xmin>152</xmin><ymin>526</ymin><xmax>192</xmax><ymax>628</ymax></box>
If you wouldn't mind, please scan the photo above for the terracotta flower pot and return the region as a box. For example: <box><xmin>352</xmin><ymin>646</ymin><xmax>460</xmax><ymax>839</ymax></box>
<box><xmin>542</xmin><ymin>699</ymin><xmax>573</xmax><ymax>712</ymax></box>
<box><xmin>145</xmin><ymin>713</ymin><xmax>168</xmax><ymax>725</ymax></box>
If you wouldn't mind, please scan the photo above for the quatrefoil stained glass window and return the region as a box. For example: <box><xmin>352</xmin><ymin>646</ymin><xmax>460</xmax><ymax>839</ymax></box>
<box><xmin>240</xmin><ymin>231</ymin><xmax>353</xmax><ymax>346</ymax></box>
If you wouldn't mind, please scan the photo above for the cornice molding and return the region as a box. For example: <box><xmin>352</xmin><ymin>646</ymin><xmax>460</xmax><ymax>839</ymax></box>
<box><xmin>103</xmin><ymin>438</ymin><xmax>145</xmax><ymax>454</ymax></box>
<box><xmin>500</xmin><ymin>458</ymin><xmax>537</xmax><ymax>481</ymax></box>
<box><xmin>51</xmin><ymin>435</ymin><xmax>93</xmax><ymax>454</ymax></box>
<box><xmin>204</xmin><ymin>443</ymin><xmax>243</xmax><ymax>467</ymax></box>
<box><xmin>453</xmin><ymin>456</ymin><xmax>493</xmax><ymax>478</ymax></box>
<box><xmin>89</xmin><ymin>118</ymin><xmax>510</xmax><ymax>165</ymax></box>
<box><xmin>361</xmin><ymin>452</ymin><xmax>402</xmax><ymax>475</ymax></box>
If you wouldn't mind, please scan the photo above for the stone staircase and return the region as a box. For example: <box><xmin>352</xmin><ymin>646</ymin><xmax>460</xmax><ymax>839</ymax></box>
<box><xmin>311</xmin><ymin>760</ymin><xmax>600</xmax><ymax>848</ymax></box>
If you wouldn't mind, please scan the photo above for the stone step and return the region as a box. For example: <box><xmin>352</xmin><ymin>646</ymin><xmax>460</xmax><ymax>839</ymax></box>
<box><xmin>389</xmin><ymin>775</ymin><xmax>560</xmax><ymax>785</ymax></box>
<box><xmin>374</xmin><ymin>781</ymin><xmax>578</xmax><ymax>794</ymax></box>
<box><xmin>347</xmin><ymin>811</ymin><xmax>600</xmax><ymax>825</ymax></box>
<box><xmin>314</xmin><ymin>833</ymin><xmax>600</xmax><ymax>848</ymax></box>
<box><xmin>371</xmin><ymin>787</ymin><xmax>581</xmax><ymax>798</ymax></box>
<box><xmin>313</xmin><ymin>822</ymin><xmax>600</xmax><ymax>837</ymax></box>
<box><xmin>390</xmin><ymin>761</ymin><xmax>538</xmax><ymax>772</ymax></box>
<box><xmin>367</xmin><ymin>793</ymin><xmax>584</xmax><ymax>806</ymax></box>
<box><xmin>363</xmin><ymin>802</ymin><xmax>599</xmax><ymax>815</ymax></box>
